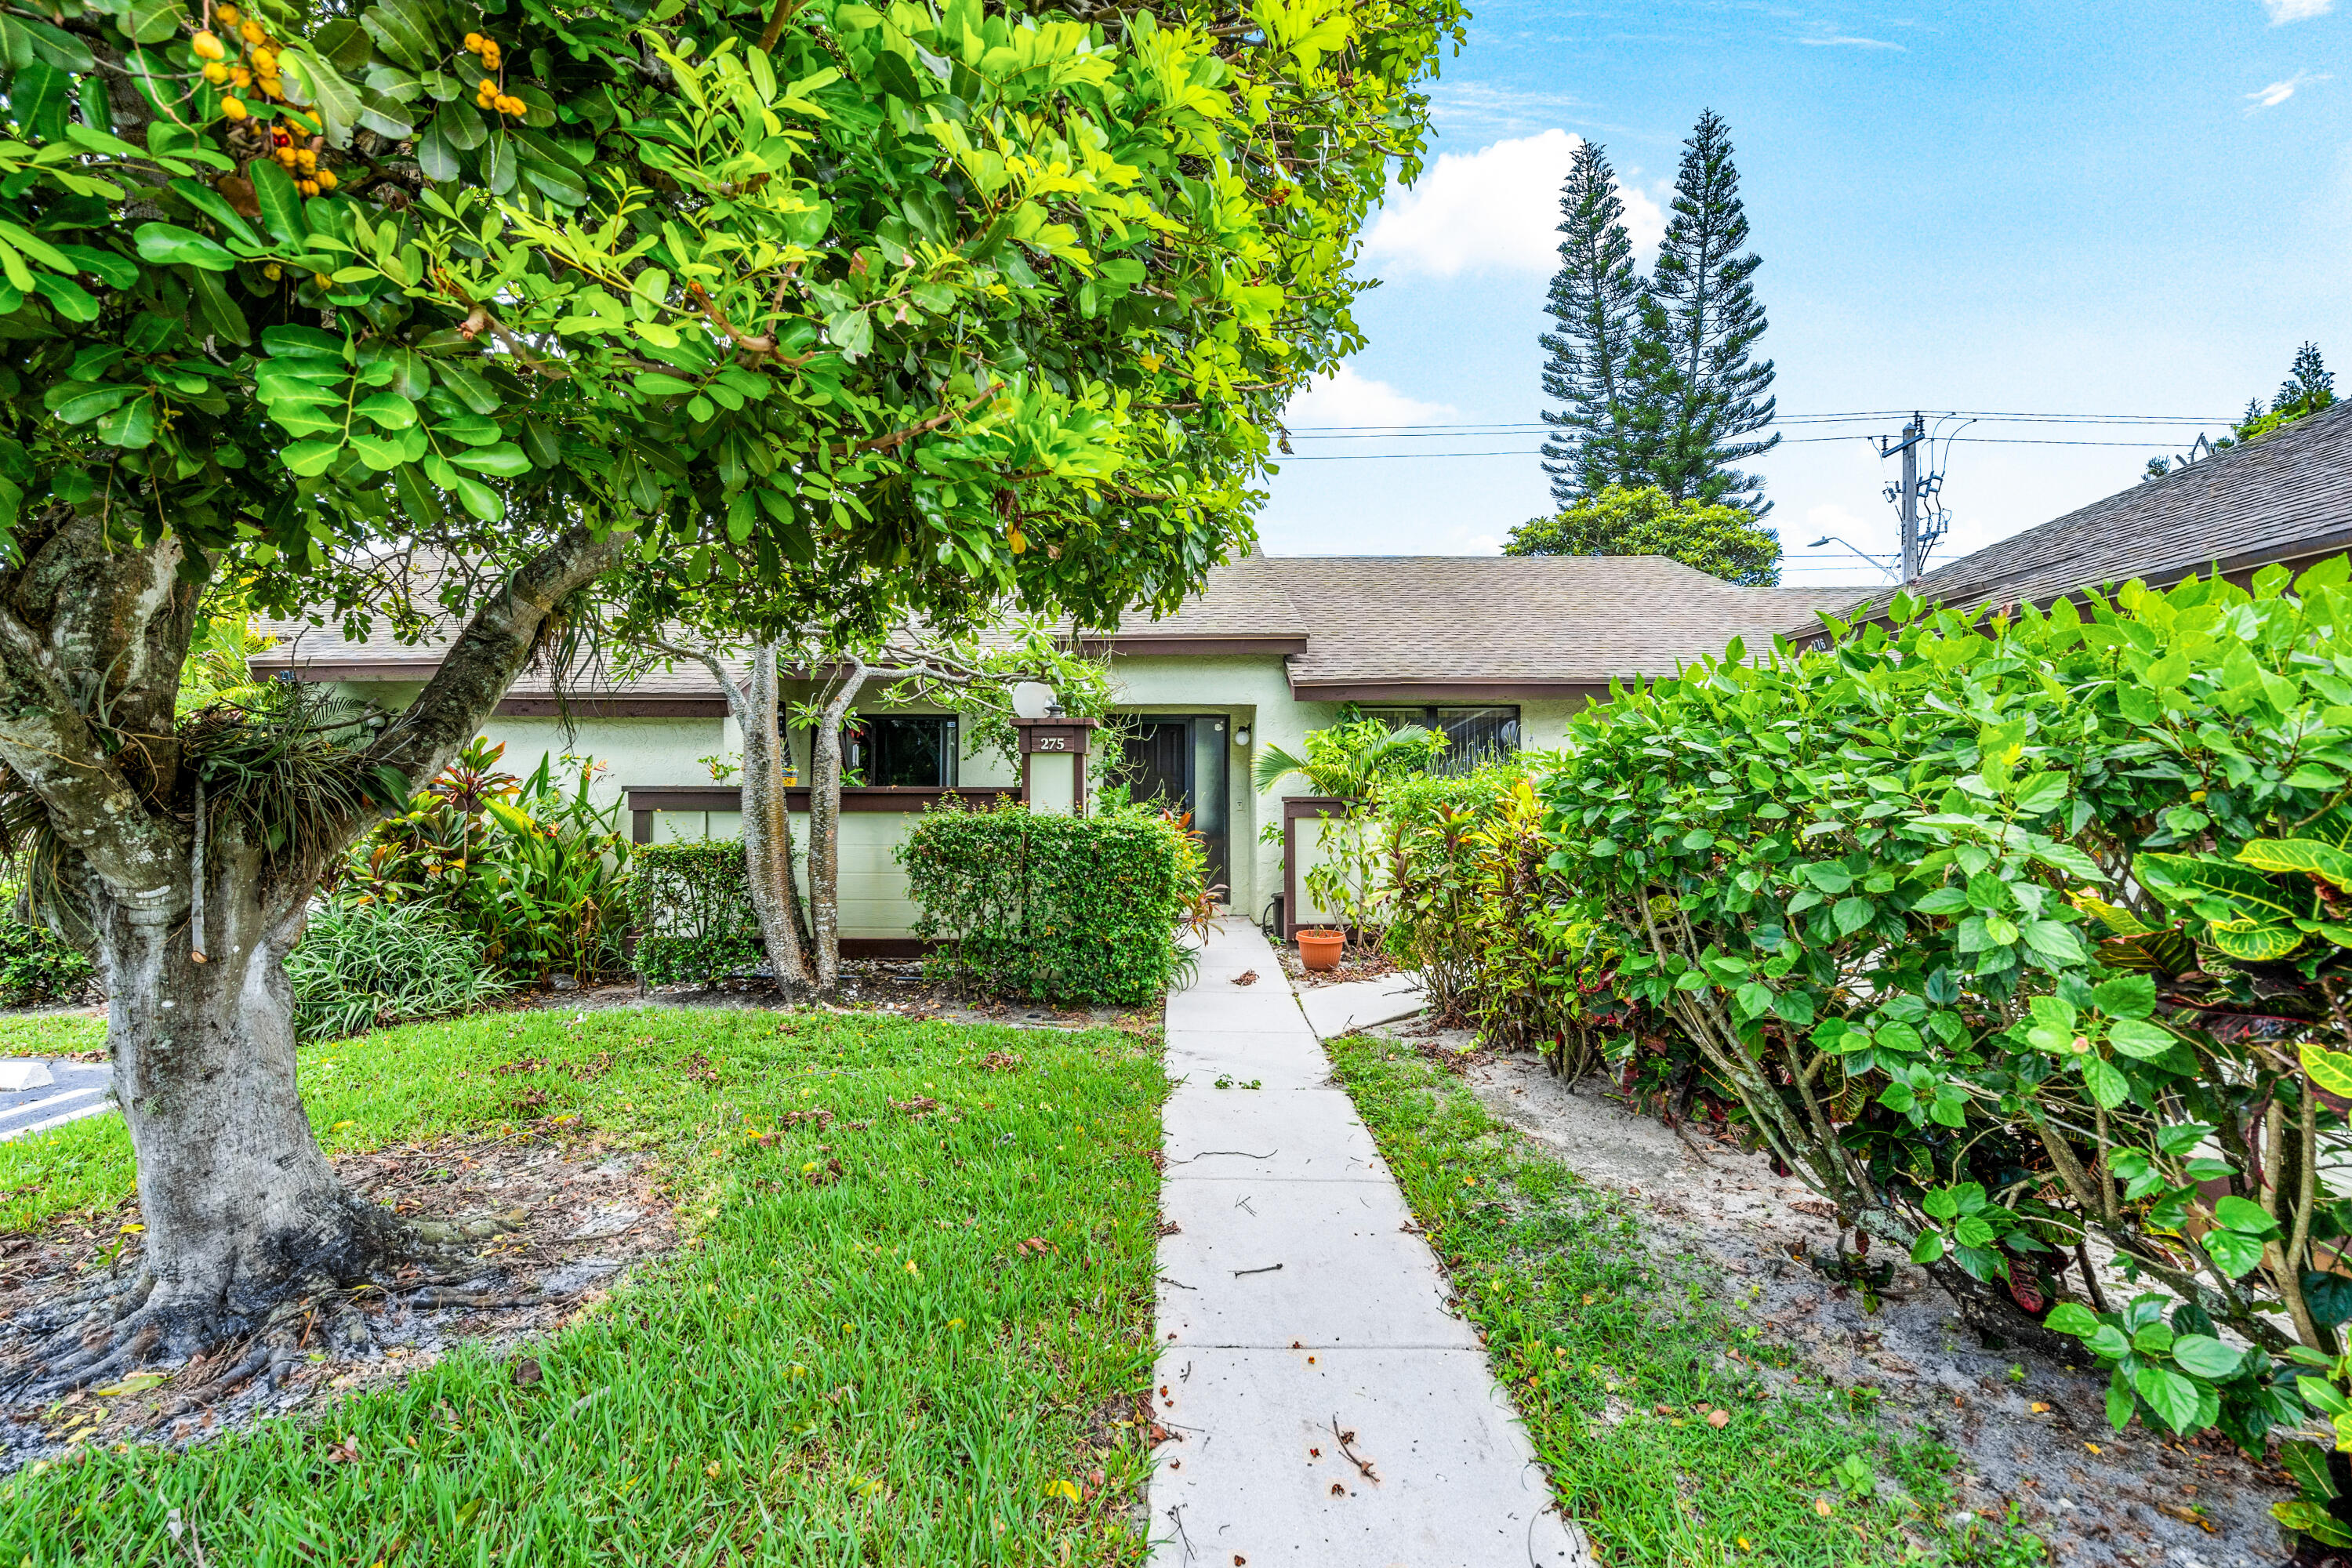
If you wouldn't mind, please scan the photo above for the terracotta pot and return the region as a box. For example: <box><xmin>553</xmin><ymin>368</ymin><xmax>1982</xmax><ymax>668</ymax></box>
<box><xmin>1296</xmin><ymin>928</ymin><xmax>1345</xmax><ymax>972</ymax></box>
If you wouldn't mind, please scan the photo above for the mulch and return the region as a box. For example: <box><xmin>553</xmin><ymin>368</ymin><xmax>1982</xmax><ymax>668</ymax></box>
<box><xmin>0</xmin><ymin>1120</ymin><xmax>677</xmax><ymax>1467</ymax></box>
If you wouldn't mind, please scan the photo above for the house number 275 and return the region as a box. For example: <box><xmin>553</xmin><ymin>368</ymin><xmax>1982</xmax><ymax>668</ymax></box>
<box><xmin>1034</xmin><ymin>736</ymin><xmax>1069</xmax><ymax>751</ymax></box>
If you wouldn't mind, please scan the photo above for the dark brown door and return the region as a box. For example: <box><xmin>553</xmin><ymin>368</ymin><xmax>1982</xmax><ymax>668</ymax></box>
<box><xmin>1122</xmin><ymin>720</ymin><xmax>1191</xmax><ymax>811</ymax></box>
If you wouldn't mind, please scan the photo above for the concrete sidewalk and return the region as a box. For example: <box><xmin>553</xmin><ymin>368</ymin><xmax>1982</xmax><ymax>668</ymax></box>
<box><xmin>1149</xmin><ymin>920</ymin><xmax>1589</xmax><ymax>1566</ymax></box>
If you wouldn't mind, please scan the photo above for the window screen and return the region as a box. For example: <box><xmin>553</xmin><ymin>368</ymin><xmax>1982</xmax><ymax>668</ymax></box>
<box><xmin>1356</xmin><ymin>706</ymin><xmax>1521</xmax><ymax>775</ymax></box>
<box><xmin>845</xmin><ymin>714</ymin><xmax>958</xmax><ymax>787</ymax></box>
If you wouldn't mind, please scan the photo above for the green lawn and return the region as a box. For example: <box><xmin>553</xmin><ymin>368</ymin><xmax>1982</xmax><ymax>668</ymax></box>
<box><xmin>1323</xmin><ymin>1033</ymin><xmax>2044</xmax><ymax>1567</ymax></box>
<box><xmin>1</xmin><ymin>1004</ymin><xmax>1166</xmax><ymax>1566</ymax></box>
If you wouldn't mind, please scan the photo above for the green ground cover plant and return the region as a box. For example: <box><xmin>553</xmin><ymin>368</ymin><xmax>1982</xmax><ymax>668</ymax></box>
<box><xmin>0</xmin><ymin>880</ymin><xmax>93</xmax><ymax>1008</ymax></box>
<box><xmin>0</xmin><ymin>1005</ymin><xmax>1165</xmax><ymax>1565</ymax></box>
<box><xmin>284</xmin><ymin>900</ymin><xmax>510</xmax><ymax>1040</ymax></box>
<box><xmin>1323</xmin><ymin>1031</ymin><xmax>1992</xmax><ymax>1565</ymax></box>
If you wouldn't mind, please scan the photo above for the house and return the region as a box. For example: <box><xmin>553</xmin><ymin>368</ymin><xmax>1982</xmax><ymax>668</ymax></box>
<box><xmin>256</xmin><ymin>553</ymin><xmax>1842</xmax><ymax>945</ymax></box>
<box><xmin>1798</xmin><ymin>399</ymin><xmax>2352</xmax><ymax>637</ymax></box>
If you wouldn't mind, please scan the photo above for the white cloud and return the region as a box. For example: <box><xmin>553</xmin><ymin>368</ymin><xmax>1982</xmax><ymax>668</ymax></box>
<box><xmin>1281</xmin><ymin>365</ymin><xmax>1455</xmax><ymax>430</ymax></box>
<box><xmin>1364</xmin><ymin>129</ymin><xmax>1667</xmax><ymax>279</ymax></box>
<box><xmin>2248</xmin><ymin>69</ymin><xmax>2330</xmax><ymax>110</ymax></box>
<box><xmin>1443</xmin><ymin>527</ymin><xmax>1506</xmax><ymax>556</ymax></box>
<box><xmin>2266</xmin><ymin>0</ymin><xmax>2333</xmax><ymax>22</ymax></box>
<box><xmin>1795</xmin><ymin>34</ymin><xmax>1905</xmax><ymax>50</ymax></box>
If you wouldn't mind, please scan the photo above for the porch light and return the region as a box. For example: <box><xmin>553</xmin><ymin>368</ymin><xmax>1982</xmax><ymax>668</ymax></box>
<box><xmin>1233</xmin><ymin>724</ymin><xmax>1252</xmax><ymax>748</ymax></box>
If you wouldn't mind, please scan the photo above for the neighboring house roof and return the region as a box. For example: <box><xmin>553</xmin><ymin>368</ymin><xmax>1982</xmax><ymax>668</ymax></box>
<box><xmin>1802</xmin><ymin>400</ymin><xmax>2352</xmax><ymax>635</ymax></box>
<box><xmin>256</xmin><ymin>551</ymin><xmax>1840</xmax><ymax>708</ymax></box>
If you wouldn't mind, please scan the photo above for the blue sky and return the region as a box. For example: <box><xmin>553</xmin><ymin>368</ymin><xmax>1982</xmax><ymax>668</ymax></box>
<box><xmin>1258</xmin><ymin>0</ymin><xmax>2352</xmax><ymax>586</ymax></box>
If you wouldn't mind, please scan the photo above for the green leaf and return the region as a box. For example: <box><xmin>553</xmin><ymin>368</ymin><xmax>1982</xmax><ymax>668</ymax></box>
<box><xmin>2201</xmin><ymin>1226</ymin><xmax>2267</xmax><ymax>1278</ymax></box>
<box><xmin>450</xmin><ymin>442</ymin><xmax>531</xmax><ymax>477</ymax></box>
<box><xmin>122</xmin><ymin>0</ymin><xmax>180</xmax><ymax>45</ymax></box>
<box><xmin>1831</xmin><ymin>896</ymin><xmax>1875</xmax><ymax>936</ymax></box>
<box><xmin>2107</xmin><ymin>1018</ymin><xmax>2176</xmax><ymax>1060</ymax></box>
<box><xmin>134</xmin><ymin>223</ymin><xmax>238</xmax><ymax>272</ymax></box>
<box><xmin>278</xmin><ymin>42</ymin><xmax>366</xmax><ymax>148</ymax></box>
<box><xmin>2215</xmin><ymin>1195</ymin><xmax>2278</xmax><ymax>1236</ymax></box>
<box><xmin>2241</xmin><ymin>837</ymin><xmax>2352</xmax><ymax>890</ymax></box>
<box><xmin>2274</xmin><ymin>1500</ymin><xmax>2352</xmax><ymax>1548</ymax></box>
<box><xmin>354</xmin><ymin>391</ymin><xmax>416</xmax><ymax>430</ymax></box>
<box><xmin>2137</xmin><ymin>850</ymin><xmax>2299</xmax><ymax>924</ymax></box>
<box><xmin>52</xmin><ymin>245</ymin><xmax>140</xmax><ymax>290</ymax></box>
<box><xmin>2133</xmin><ymin>1363</ymin><xmax>2201</xmax><ymax>1432</ymax></box>
<box><xmin>282</xmin><ymin>441</ymin><xmax>342</xmax><ymax>477</ymax></box>
<box><xmin>449</xmin><ymin>472</ymin><xmax>502</xmax><ymax>521</ymax></box>
<box><xmin>2043</xmin><ymin>1302</ymin><xmax>2101</xmax><ymax>1338</ymax></box>
<box><xmin>1908</xmin><ymin>1232</ymin><xmax>1945</xmax><ymax>1265</ymax></box>
<box><xmin>2282</xmin><ymin>1439</ymin><xmax>2340</xmax><ymax>1502</ymax></box>
<box><xmin>95</xmin><ymin>394</ymin><xmax>155</xmax><ymax>449</ymax></box>
<box><xmin>27</xmin><ymin>273</ymin><xmax>96</xmax><ymax>322</ymax></box>
<box><xmin>436</xmin><ymin>363</ymin><xmax>500</xmax><ymax>414</ymax></box>
<box><xmin>2013</xmin><ymin>769</ymin><xmax>2070</xmax><ymax>815</ymax></box>
<box><xmin>2211</xmin><ymin>918</ymin><xmax>2305</xmax><ymax>963</ymax></box>
<box><xmin>249</xmin><ymin>161</ymin><xmax>310</xmax><ymax>248</ymax></box>
<box><xmin>348</xmin><ymin>430</ymin><xmax>408</xmax><ymax>470</ymax></box>
<box><xmin>166</xmin><ymin>178</ymin><xmax>263</xmax><ymax>249</ymax></box>
<box><xmin>2022</xmin><ymin>919</ymin><xmax>2085</xmax><ymax>965</ymax></box>
<box><xmin>186</xmin><ymin>268</ymin><xmax>251</xmax><ymax>346</ymax></box>
<box><xmin>2080</xmin><ymin>1056</ymin><xmax>2129</xmax><ymax>1109</ymax></box>
<box><xmin>45</xmin><ymin>383</ymin><xmax>131</xmax><ymax>424</ymax></box>
<box><xmin>2306</xmin><ymin>1042</ymin><xmax>2352</xmax><ymax>1099</ymax></box>
<box><xmin>2169</xmin><ymin>1334</ymin><xmax>2245</xmax><ymax>1381</ymax></box>
<box><xmin>2091</xmin><ymin>973</ymin><xmax>2156</xmax><ymax>1020</ymax></box>
<box><xmin>2301</xmin><ymin>1375</ymin><xmax>2352</xmax><ymax>1419</ymax></box>
<box><xmin>481</xmin><ymin>130</ymin><xmax>517</xmax><ymax>197</ymax></box>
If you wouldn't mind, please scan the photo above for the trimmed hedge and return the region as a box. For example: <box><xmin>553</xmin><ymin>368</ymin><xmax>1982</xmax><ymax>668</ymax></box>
<box><xmin>0</xmin><ymin>881</ymin><xmax>93</xmax><ymax>1008</ymax></box>
<box><xmin>626</xmin><ymin>840</ymin><xmax>759</xmax><ymax>988</ymax></box>
<box><xmin>900</xmin><ymin>803</ymin><xmax>1200</xmax><ymax>1005</ymax></box>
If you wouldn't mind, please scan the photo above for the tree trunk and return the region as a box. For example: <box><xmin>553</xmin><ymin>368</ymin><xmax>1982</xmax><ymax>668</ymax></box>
<box><xmin>85</xmin><ymin>837</ymin><xmax>403</xmax><ymax>1367</ymax></box>
<box><xmin>736</xmin><ymin>644</ymin><xmax>815</xmax><ymax>993</ymax></box>
<box><xmin>807</xmin><ymin>659</ymin><xmax>867</xmax><ymax>993</ymax></box>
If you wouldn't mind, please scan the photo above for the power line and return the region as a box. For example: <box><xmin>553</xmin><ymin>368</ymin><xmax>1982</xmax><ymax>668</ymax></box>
<box><xmin>1276</xmin><ymin>434</ymin><xmax>2191</xmax><ymax>459</ymax></box>
<box><xmin>1285</xmin><ymin>409</ymin><xmax>2236</xmax><ymax>433</ymax></box>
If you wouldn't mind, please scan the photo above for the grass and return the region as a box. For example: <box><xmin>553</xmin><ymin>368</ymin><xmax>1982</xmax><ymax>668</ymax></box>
<box><xmin>1322</xmin><ymin>1033</ymin><xmax>2038</xmax><ymax>1567</ymax></box>
<box><xmin>0</xmin><ymin>1004</ymin><xmax>1166</xmax><ymax>1566</ymax></box>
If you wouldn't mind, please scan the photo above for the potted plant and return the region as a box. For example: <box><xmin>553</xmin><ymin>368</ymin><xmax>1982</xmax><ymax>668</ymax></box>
<box><xmin>1295</xmin><ymin>927</ymin><xmax>1345</xmax><ymax>972</ymax></box>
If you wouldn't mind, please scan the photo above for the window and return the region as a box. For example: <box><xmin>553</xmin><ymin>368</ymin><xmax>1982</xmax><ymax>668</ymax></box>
<box><xmin>1356</xmin><ymin>706</ymin><xmax>1521</xmax><ymax>775</ymax></box>
<box><xmin>844</xmin><ymin>714</ymin><xmax>958</xmax><ymax>787</ymax></box>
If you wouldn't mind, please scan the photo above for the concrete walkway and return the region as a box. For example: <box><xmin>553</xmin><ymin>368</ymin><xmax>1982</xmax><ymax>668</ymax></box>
<box><xmin>1149</xmin><ymin>920</ymin><xmax>1590</xmax><ymax>1567</ymax></box>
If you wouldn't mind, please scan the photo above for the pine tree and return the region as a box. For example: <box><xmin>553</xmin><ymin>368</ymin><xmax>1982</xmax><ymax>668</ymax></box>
<box><xmin>1537</xmin><ymin>139</ymin><xmax>1647</xmax><ymax>505</ymax></box>
<box><xmin>1640</xmin><ymin>109</ymin><xmax>1778</xmax><ymax>514</ymax></box>
<box><xmin>2275</xmin><ymin>341</ymin><xmax>2335</xmax><ymax>418</ymax></box>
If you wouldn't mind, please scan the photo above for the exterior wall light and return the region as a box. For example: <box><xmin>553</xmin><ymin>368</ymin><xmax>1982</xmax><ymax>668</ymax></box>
<box><xmin>1234</xmin><ymin>724</ymin><xmax>1252</xmax><ymax>748</ymax></box>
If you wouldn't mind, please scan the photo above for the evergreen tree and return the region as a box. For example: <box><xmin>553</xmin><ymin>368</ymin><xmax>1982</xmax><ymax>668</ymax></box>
<box><xmin>2276</xmin><ymin>341</ymin><xmax>2336</xmax><ymax>417</ymax></box>
<box><xmin>1642</xmin><ymin>109</ymin><xmax>1779</xmax><ymax>514</ymax></box>
<box><xmin>1504</xmin><ymin>484</ymin><xmax>1782</xmax><ymax>586</ymax></box>
<box><xmin>1537</xmin><ymin>139</ymin><xmax>1647</xmax><ymax>504</ymax></box>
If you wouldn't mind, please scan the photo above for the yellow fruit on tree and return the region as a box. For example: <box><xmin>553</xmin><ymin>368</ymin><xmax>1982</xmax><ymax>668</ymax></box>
<box><xmin>250</xmin><ymin>47</ymin><xmax>274</xmax><ymax>71</ymax></box>
<box><xmin>220</xmin><ymin>96</ymin><xmax>248</xmax><ymax>121</ymax></box>
<box><xmin>191</xmin><ymin>30</ymin><xmax>225</xmax><ymax>59</ymax></box>
<box><xmin>230</xmin><ymin>65</ymin><xmax>250</xmax><ymax>86</ymax></box>
<box><xmin>314</xmin><ymin>167</ymin><xmax>337</xmax><ymax>191</ymax></box>
<box><xmin>311</xmin><ymin>272</ymin><xmax>331</xmax><ymax>289</ymax></box>
<box><xmin>239</xmin><ymin>20</ymin><xmax>264</xmax><ymax>43</ymax></box>
<box><xmin>201</xmin><ymin>61</ymin><xmax>227</xmax><ymax>83</ymax></box>
<box><xmin>262</xmin><ymin>262</ymin><xmax>282</xmax><ymax>280</ymax></box>
<box><xmin>297</xmin><ymin>180</ymin><xmax>317</xmax><ymax>197</ymax></box>
<box><xmin>463</xmin><ymin>31</ymin><xmax>484</xmax><ymax>49</ymax></box>
<box><xmin>216</xmin><ymin>5</ymin><xmax>240</xmax><ymax>23</ymax></box>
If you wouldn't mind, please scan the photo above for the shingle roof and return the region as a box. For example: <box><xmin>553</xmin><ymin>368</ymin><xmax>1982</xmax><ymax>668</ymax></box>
<box><xmin>1809</xmin><ymin>400</ymin><xmax>2352</xmax><ymax>633</ymax></box>
<box><xmin>254</xmin><ymin>553</ymin><xmax>1842</xmax><ymax>699</ymax></box>
<box><xmin>1253</xmin><ymin>556</ymin><xmax>1845</xmax><ymax>694</ymax></box>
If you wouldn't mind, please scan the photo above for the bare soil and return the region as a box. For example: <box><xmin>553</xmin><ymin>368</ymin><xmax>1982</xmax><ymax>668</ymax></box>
<box><xmin>1386</xmin><ymin>1021</ymin><xmax>2299</xmax><ymax>1568</ymax></box>
<box><xmin>0</xmin><ymin>1122</ymin><xmax>677</xmax><ymax>1470</ymax></box>
<box><xmin>1274</xmin><ymin>942</ymin><xmax>1401</xmax><ymax>990</ymax></box>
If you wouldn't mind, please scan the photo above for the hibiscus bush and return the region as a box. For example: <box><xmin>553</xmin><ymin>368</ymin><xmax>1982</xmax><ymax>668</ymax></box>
<box><xmin>1381</xmin><ymin>557</ymin><xmax>2352</xmax><ymax>1542</ymax></box>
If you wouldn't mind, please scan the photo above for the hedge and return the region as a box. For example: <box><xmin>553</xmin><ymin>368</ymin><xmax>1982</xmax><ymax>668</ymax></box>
<box><xmin>899</xmin><ymin>803</ymin><xmax>1200</xmax><ymax>1005</ymax></box>
<box><xmin>0</xmin><ymin>880</ymin><xmax>93</xmax><ymax>1008</ymax></box>
<box><xmin>1374</xmin><ymin>558</ymin><xmax>2352</xmax><ymax>1546</ymax></box>
<box><xmin>626</xmin><ymin>840</ymin><xmax>759</xmax><ymax>988</ymax></box>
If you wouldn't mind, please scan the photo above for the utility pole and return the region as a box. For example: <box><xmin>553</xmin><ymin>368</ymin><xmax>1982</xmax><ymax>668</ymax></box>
<box><xmin>1876</xmin><ymin>413</ymin><xmax>1926</xmax><ymax>586</ymax></box>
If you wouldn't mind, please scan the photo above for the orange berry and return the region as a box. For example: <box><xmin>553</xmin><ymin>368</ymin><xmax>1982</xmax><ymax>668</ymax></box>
<box><xmin>230</xmin><ymin>65</ymin><xmax>249</xmax><ymax>86</ymax></box>
<box><xmin>262</xmin><ymin>262</ymin><xmax>281</xmax><ymax>280</ymax></box>
<box><xmin>191</xmin><ymin>30</ymin><xmax>225</xmax><ymax>59</ymax></box>
<box><xmin>311</xmin><ymin>272</ymin><xmax>331</xmax><ymax>289</ymax></box>
<box><xmin>215</xmin><ymin>5</ymin><xmax>240</xmax><ymax>24</ymax></box>
<box><xmin>239</xmin><ymin>20</ymin><xmax>264</xmax><ymax>42</ymax></box>
<box><xmin>220</xmin><ymin>96</ymin><xmax>247</xmax><ymax>121</ymax></box>
<box><xmin>249</xmin><ymin>46</ymin><xmax>274</xmax><ymax>71</ymax></box>
<box><xmin>463</xmin><ymin>31</ymin><xmax>484</xmax><ymax>49</ymax></box>
<box><xmin>297</xmin><ymin>180</ymin><xmax>318</xmax><ymax>197</ymax></box>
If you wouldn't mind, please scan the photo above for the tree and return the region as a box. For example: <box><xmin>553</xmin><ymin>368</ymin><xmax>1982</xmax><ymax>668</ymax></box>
<box><xmin>1503</xmin><ymin>483</ymin><xmax>1783</xmax><ymax>586</ymax></box>
<box><xmin>651</xmin><ymin>626</ymin><xmax>1110</xmax><ymax>996</ymax></box>
<box><xmin>1640</xmin><ymin>109</ymin><xmax>1778</xmax><ymax>514</ymax></box>
<box><xmin>2278</xmin><ymin>341</ymin><xmax>2336</xmax><ymax>419</ymax></box>
<box><xmin>1537</xmin><ymin>139</ymin><xmax>1647</xmax><ymax>504</ymax></box>
<box><xmin>0</xmin><ymin>0</ymin><xmax>1462</xmax><ymax>1388</ymax></box>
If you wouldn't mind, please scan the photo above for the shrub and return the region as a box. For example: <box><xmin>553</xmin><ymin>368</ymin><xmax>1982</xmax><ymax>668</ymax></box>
<box><xmin>340</xmin><ymin>739</ymin><xmax>630</xmax><ymax>982</ymax></box>
<box><xmin>1507</xmin><ymin>557</ymin><xmax>2352</xmax><ymax>1520</ymax></box>
<box><xmin>0</xmin><ymin>881</ymin><xmax>93</xmax><ymax>1008</ymax></box>
<box><xmin>626</xmin><ymin>840</ymin><xmax>759</xmax><ymax>989</ymax></box>
<box><xmin>287</xmin><ymin>900</ymin><xmax>508</xmax><ymax>1041</ymax></box>
<box><xmin>901</xmin><ymin>803</ymin><xmax>1200</xmax><ymax>1005</ymax></box>
<box><xmin>1381</xmin><ymin>764</ymin><xmax>1629</xmax><ymax>1078</ymax></box>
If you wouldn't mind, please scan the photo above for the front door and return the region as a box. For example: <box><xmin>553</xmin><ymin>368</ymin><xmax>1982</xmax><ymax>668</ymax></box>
<box><xmin>1119</xmin><ymin>716</ymin><xmax>1229</xmax><ymax>900</ymax></box>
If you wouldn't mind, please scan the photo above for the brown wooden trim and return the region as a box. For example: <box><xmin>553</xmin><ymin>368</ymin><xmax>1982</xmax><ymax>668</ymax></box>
<box><xmin>1066</xmin><ymin>635</ymin><xmax>1309</xmax><ymax>658</ymax></box>
<box><xmin>260</xmin><ymin>661</ymin><xmax>444</xmax><ymax>684</ymax></box>
<box><xmin>1287</xmin><ymin>679</ymin><xmax>1611</xmax><ymax>703</ymax></box>
<box><xmin>625</xmin><ymin>785</ymin><xmax>1014</xmax><ymax>817</ymax></box>
<box><xmin>497</xmin><ymin>697</ymin><xmax>731</xmax><ymax>717</ymax></box>
<box><xmin>1279</xmin><ymin>794</ymin><xmax>1353</xmax><ymax>940</ymax></box>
